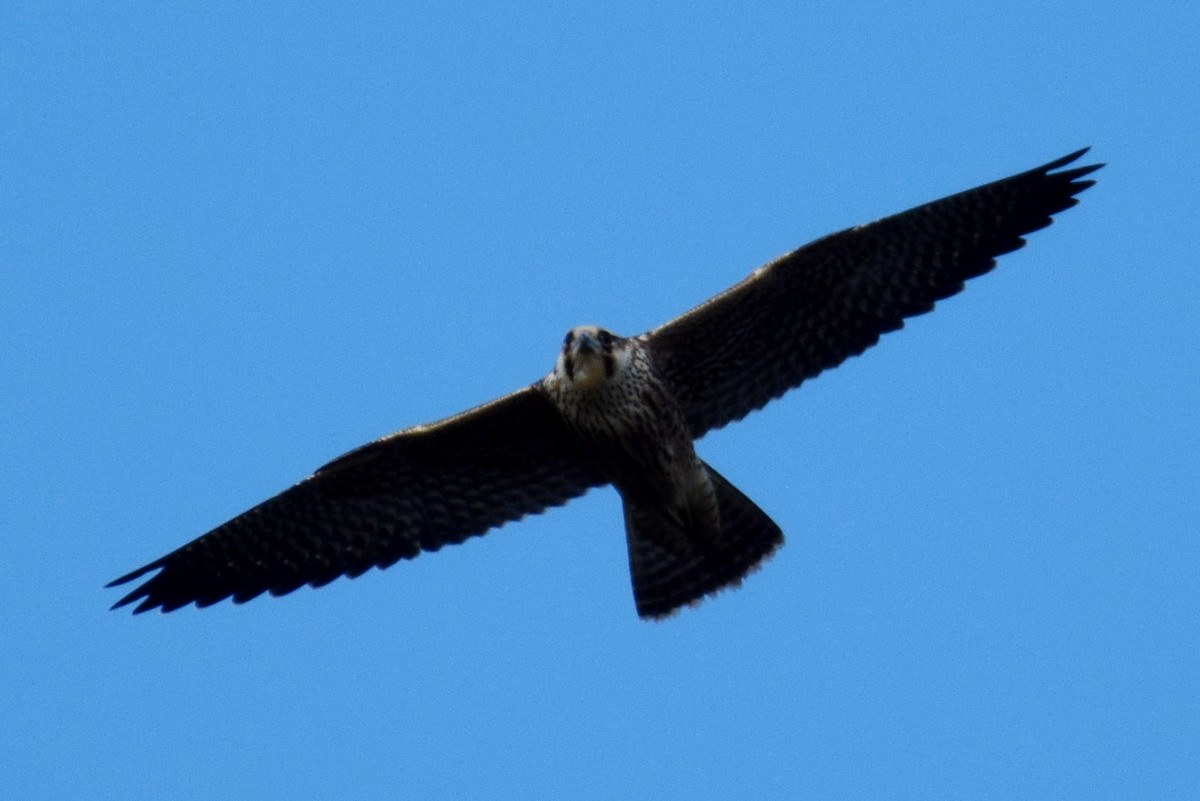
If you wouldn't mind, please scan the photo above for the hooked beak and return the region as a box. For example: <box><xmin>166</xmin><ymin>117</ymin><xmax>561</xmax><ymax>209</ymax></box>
<box><xmin>574</xmin><ymin>331</ymin><xmax>598</xmax><ymax>355</ymax></box>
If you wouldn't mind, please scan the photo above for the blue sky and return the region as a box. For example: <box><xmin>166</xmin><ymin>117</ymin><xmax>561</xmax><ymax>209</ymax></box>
<box><xmin>3</xmin><ymin>3</ymin><xmax>1197</xmax><ymax>799</ymax></box>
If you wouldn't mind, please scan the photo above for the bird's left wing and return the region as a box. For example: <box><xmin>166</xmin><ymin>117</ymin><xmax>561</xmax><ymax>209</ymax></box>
<box><xmin>108</xmin><ymin>385</ymin><xmax>605</xmax><ymax>613</ymax></box>
<box><xmin>642</xmin><ymin>149</ymin><xmax>1101</xmax><ymax>439</ymax></box>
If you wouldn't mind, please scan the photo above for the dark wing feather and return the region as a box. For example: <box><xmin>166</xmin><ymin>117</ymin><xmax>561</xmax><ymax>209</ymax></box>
<box><xmin>108</xmin><ymin>386</ymin><xmax>605</xmax><ymax>613</ymax></box>
<box><xmin>643</xmin><ymin>149</ymin><xmax>1102</xmax><ymax>438</ymax></box>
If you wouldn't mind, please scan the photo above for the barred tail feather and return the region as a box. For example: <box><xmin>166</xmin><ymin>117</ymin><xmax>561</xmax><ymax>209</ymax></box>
<box><xmin>625</xmin><ymin>462</ymin><xmax>783</xmax><ymax>619</ymax></box>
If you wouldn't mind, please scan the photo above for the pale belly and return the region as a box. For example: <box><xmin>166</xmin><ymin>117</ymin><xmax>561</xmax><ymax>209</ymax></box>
<box><xmin>557</xmin><ymin>380</ymin><xmax>701</xmax><ymax>508</ymax></box>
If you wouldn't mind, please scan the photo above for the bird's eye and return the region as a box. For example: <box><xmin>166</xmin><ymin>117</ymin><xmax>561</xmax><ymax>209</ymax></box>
<box><xmin>598</xmin><ymin>330</ymin><xmax>614</xmax><ymax>349</ymax></box>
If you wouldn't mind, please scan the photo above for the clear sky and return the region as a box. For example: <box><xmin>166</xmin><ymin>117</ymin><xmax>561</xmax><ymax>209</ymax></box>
<box><xmin>3</xmin><ymin>3</ymin><xmax>1197</xmax><ymax>799</ymax></box>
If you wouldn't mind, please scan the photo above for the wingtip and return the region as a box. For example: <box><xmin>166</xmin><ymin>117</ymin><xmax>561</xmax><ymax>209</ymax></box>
<box><xmin>106</xmin><ymin>559</ymin><xmax>169</xmax><ymax>613</ymax></box>
<box><xmin>106</xmin><ymin>558</ymin><xmax>163</xmax><ymax>589</ymax></box>
<box><xmin>1045</xmin><ymin>146</ymin><xmax>1090</xmax><ymax>170</ymax></box>
<box><xmin>108</xmin><ymin>588</ymin><xmax>150</xmax><ymax>613</ymax></box>
<box><xmin>1042</xmin><ymin>147</ymin><xmax>1103</xmax><ymax>178</ymax></box>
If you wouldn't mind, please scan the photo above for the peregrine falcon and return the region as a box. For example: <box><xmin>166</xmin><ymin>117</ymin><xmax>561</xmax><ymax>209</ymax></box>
<box><xmin>108</xmin><ymin>149</ymin><xmax>1101</xmax><ymax>619</ymax></box>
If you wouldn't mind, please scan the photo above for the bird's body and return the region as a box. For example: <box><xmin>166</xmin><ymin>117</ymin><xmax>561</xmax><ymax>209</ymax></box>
<box><xmin>541</xmin><ymin>326</ymin><xmax>782</xmax><ymax>616</ymax></box>
<box><xmin>109</xmin><ymin>149</ymin><xmax>1101</xmax><ymax>619</ymax></box>
<box><xmin>543</xmin><ymin>327</ymin><xmax>700</xmax><ymax>531</ymax></box>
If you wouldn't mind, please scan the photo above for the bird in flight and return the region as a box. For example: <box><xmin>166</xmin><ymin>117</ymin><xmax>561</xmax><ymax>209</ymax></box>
<box><xmin>109</xmin><ymin>149</ymin><xmax>1101</xmax><ymax>619</ymax></box>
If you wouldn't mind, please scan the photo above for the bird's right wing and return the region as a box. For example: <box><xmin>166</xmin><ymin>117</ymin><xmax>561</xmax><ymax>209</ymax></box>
<box><xmin>108</xmin><ymin>385</ymin><xmax>606</xmax><ymax>613</ymax></box>
<box><xmin>643</xmin><ymin>149</ymin><xmax>1101</xmax><ymax>439</ymax></box>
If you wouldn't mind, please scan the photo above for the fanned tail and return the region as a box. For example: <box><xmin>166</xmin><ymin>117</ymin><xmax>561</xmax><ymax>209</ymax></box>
<box><xmin>624</xmin><ymin>461</ymin><xmax>783</xmax><ymax>619</ymax></box>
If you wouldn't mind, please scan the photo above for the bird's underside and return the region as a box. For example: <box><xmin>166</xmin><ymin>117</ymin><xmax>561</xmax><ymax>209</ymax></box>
<box><xmin>108</xmin><ymin>148</ymin><xmax>1101</xmax><ymax>619</ymax></box>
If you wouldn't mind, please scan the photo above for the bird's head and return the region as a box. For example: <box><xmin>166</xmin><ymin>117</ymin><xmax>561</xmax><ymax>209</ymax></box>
<box><xmin>553</xmin><ymin>325</ymin><xmax>632</xmax><ymax>393</ymax></box>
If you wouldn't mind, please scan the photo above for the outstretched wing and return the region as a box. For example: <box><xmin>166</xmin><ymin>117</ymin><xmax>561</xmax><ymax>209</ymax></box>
<box><xmin>643</xmin><ymin>149</ymin><xmax>1102</xmax><ymax>438</ymax></box>
<box><xmin>108</xmin><ymin>386</ymin><xmax>606</xmax><ymax>613</ymax></box>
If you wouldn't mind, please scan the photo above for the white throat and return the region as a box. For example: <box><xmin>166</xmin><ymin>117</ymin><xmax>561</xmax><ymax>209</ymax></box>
<box><xmin>570</xmin><ymin>353</ymin><xmax>609</xmax><ymax>393</ymax></box>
